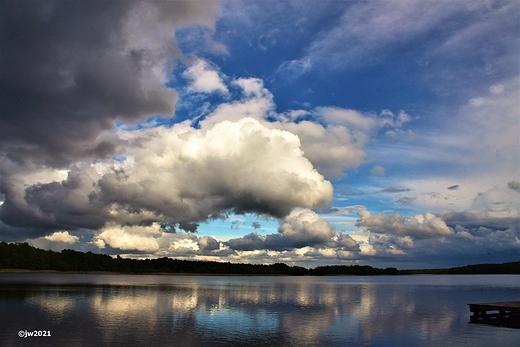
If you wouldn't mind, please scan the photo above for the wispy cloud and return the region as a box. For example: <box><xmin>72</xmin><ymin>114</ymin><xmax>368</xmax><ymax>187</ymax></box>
<box><xmin>381</xmin><ymin>187</ymin><xmax>412</xmax><ymax>193</ymax></box>
<box><xmin>183</xmin><ymin>59</ymin><xmax>229</xmax><ymax>94</ymax></box>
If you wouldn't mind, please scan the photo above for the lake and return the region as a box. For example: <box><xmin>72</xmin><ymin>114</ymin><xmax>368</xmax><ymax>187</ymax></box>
<box><xmin>0</xmin><ymin>274</ymin><xmax>519</xmax><ymax>346</ymax></box>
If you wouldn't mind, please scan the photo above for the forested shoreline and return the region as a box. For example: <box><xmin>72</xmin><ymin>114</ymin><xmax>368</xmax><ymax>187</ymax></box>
<box><xmin>1</xmin><ymin>242</ymin><xmax>519</xmax><ymax>275</ymax></box>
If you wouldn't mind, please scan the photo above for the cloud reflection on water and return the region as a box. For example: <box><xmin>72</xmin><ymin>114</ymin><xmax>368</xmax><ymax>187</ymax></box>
<box><xmin>0</xmin><ymin>275</ymin><xmax>518</xmax><ymax>346</ymax></box>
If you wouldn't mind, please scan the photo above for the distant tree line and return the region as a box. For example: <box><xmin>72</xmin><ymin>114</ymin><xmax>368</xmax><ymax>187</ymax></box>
<box><xmin>0</xmin><ymin>242</ymin><xmax>307</xmax><ymax>275</ymax></box>
<box><xmin>309</xmin><ymin>265</ymin><xmax>399</xmax><ymax>276</ymax></box>
<box><xmin>1</xmin><ymin>242</ymin><xmax>519</xmax><ymax>275</ymax></box>
<box><xmin>400</xmin><ymin>262</ymin><xmax>520</xmax><ymax>275</ymax></box>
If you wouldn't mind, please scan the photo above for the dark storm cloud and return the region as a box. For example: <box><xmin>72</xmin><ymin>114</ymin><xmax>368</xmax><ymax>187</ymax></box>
<box><xmin>0</xmin><ymin>0</ymin><xmax>221</xmax><ymax>238</ymax></box>
<box><xmin>0</xmin><ymin>222</ymin><xmax>54</xmax><ymax>241</ymax></box>
<box><xmin>315</xmin><ymin>207</ymin><xmax>340</xmax><ymax>214</ymax></box>
<box><xmin>0</xmin><ymin>0</ymin><xmax>219</xmax><ymax>167</ymax></box>
<box><xmin>380</xmin><ymin>187</ymin><xmax>412</xmax><ymax>193</ymax></box>
<box><xmin>198</xmin><ymin>236</ymin><xmax>220</xmax><ymax>251</ymax></box>
<box><xmin>395</xmin><ymin>197</ymin><xmax>415</xmax><ymax>206</ymax></box>
<box><xmin>441</xmin><ymin>210</ymin><xmax>519</xmax><ymax>232</ymax></box>
<box><xmin>226</xmin><ymin>233</ymin><xmax>268</xmax><ymax>251</ymax></box>
<box><xmin>178</xmin><ymin>222</ymin><xmax>200</xmax><ymax>233</ymax></box>
<box><xmin>507</xmin><ymin>181</ymin><xmax>520</xmax><ymax>193</ymax></box>
<box><xmin>226</xmin><ymin>232</ymin><xmax>307</xmax><ymax>251</ymax></box>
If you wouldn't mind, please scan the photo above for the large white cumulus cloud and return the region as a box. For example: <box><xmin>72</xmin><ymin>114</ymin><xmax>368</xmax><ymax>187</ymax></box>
<box><xmin>43</xmin><ymin>231</ymin><xmax>79</xmax><ymax>244</ymax></box>
<box><xmin>199</xmin><ymin>77</ymin><xmax>411</xmax><ymax>180</ymax></box>
<box><xmin>94</xmin><ymin>224</ymin><xmax>162</xmax><ymax>252</ymax></box>
<box><xmin>279</xmin><ymin>208</ymin><xmax>336</xmax><ymax>246</ymax></box>
<box><xmin>4</xmin><ymin>117</ymin><xmax>332</xmax><ymax>232</ymax></box>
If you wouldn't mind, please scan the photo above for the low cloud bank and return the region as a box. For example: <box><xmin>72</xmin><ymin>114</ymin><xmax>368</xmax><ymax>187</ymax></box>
<box><xmin>226</xmin><ymin>209</ymin><xmax>357</xmax><ymax>251</ymax></box>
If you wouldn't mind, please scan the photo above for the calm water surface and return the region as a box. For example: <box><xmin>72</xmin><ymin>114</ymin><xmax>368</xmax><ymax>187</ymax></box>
<box><xmin>0</xmin><ymin>274</ymin><xmax>519</xmax><ymax>346</ymax></box>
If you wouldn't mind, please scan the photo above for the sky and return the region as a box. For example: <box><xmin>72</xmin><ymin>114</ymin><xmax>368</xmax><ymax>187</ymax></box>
<box><xmin>0</xmin><ymin>0</ymin><xmax>519</xmax><ymax>269</ymax></box>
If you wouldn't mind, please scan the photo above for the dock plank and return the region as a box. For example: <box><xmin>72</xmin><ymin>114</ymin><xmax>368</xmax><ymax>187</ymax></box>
<box><xmin>469</xmin><ymin>301</ymin><xmax>520</xmax><ymax>309</ymax></box>
<box><xmin>468</xmin><ymin>301</ymin><xmax>520</xmax><ymax>328</ymax></box>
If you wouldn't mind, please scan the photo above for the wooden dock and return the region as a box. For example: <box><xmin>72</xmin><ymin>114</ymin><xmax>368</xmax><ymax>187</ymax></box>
<box><xmin>468</xmin><ymin>301</ymin><xmax>520</xmax><ymax>328</ymax></box>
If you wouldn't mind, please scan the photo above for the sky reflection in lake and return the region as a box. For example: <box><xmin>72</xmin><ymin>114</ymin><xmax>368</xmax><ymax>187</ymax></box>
<box><xmin>1</xmin><ymin>274</ymin><xmax>519</xmax><ymax>346</ymax></box>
